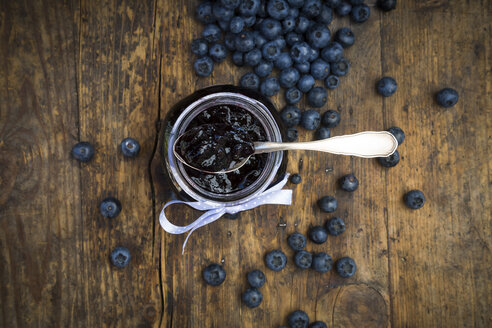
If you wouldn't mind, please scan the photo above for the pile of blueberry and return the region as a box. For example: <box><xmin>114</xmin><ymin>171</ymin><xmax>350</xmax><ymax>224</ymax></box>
<box><xmin>282</xmin><ymin>107</ymin><xmax>340</xmax><ymax>142</ymax></box>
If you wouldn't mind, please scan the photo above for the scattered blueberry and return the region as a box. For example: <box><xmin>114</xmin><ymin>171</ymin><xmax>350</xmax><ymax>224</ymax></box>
<box><xmin>191</xmin><ymin>38</ymin><xmax>208</xmax><ymax>56</ymax></box>
<box><xmin>309</xmin><ymin>322</ymin><xmax>328</xmax><ymax>328</ymax></box>
<box><xmin>306</xmin><ymin>24</ymin><xmax>331</xmax><ymax>49</ymax></box>
<box><xmin>317</xmin><ymin>4</ymin><xmax>333</xmax><ymax>24</ymax></box>
<box><xmin>310</xmin><ymin>59</ymin><xmax>331</xmax><ymax>80</ymax></box>
<box><xmin>240</xmin><ymin>72</ymin><xmax>261</xmax><ymax>90</ymax></box>
<box><xmin>295</xmin><ymin>61</ymin><xmax>311</xmax><ymax>73</ymax></box>
<box><xmin>285</xmin><ymin>87</ymin><xmax>303</xmax><ymax>104</ymax></box>
<box><xmin>318</xmin><ymin>195</ymin><xmax>337</xmax><ymax>212</ymax></box>
<box><xmin>377</xmin><ymin>149</ymin><xmax>400</xmax><ymax>167</ymax></box>
<box><xmin>339</xmin><ymin>174</ymin><xmax>358</xmax><ymax>192</ymax></box>
<box><xmin>307</xmin><ymin>87</ymin><xmax>328</xmax><ymax>107</ymax></box>
<box><xmin>247</xmin><ymin>269</ymin><xmax>266</xmax><ymax>288</ymax></box>
<box><xmin>378</xmin><ymin>0</ymin><xmax>396</xmax><ymax>11</ymax></box>
<box><xmin>232</xmin><ymin>51</ymin><xmax>245</xmax><ymax>66</ymax></box>
<box><xmin>326</xmin><ymin>217</ymin><xmax>345</xmax><ymax>236</ymax></box>
<box><xmin>265</xmin><ymin>249</ymin><xmax>287</xmax><ymax>271</ymax></box>
<box><xmin>297</xmin><ymin>74</ymin><xmax>315</xmax><ymax>93</ymax></box>
<box><xmin>334</xmin><ymin>27</ymin><xmax>355</xmax><ymax>48</ymax></box>
<box><xmin>300</xmin><ymin>109</ymin><xmax>321</xmax><ymax>130</ymax></box>
<box><xmin>120</xmin><ymin>137</ymin><xmax>140</xmax><ymax>157</ymax></box>
<box><xmin>255</xmin><ymin>60</ymin><xmax>274</xmax><ymax>77</ymax></box>
<box><xmin>267</xmin><ymin>0</ymin><xmax>290</xmax><ymax>20</ymax></box>
<box><xmin>436</xmin><ymin>88</ymin><xmax>459</xmax><ymax>108</ymax></box>
<box><xmin>279</xmin><ymin>67</ymin><xmax>301</xmax><ymax>88</ymax></box>
<box><xmin>209</xmin><ymin>43</ymin><xmax>227</xmax><ymax>62</ymax></box>
<box><xmin>260</xmin><ymin>18</ymin><xmax>283</xmax><ymax>40</ymax></box>
<box><xmin>286</xmin><ymin>127</ymin><xmax>299</xmax><ymax>141</ymax></box>
<box><xmin>286</xmin><ymin>32</ymin><xmax>304</xmax><ymax>46</ymax></box>
<box><xmin>202</xmin><ymin>24</ymin><xmax>222</xmax><ymax>43</ymax></box>
<box><xmin>315</xmin><ymin>127</ymin><xmax>331</xmax><ymax>139</ymax></box>
<box><xmin>335</xmin><ymin>257</ymin><xmax>356</xmax><ymax>277</ymax></box>
<box><xmin>287</xmin><ymin>232</ymin><xmax>307</xmax><ymax>251</ymax></box>
<box><xmin>196</xmin><ymin>2</ymin><xmax>215</xmax><ymax>24</ymax></box>
<box><xmin>275</xmin><ymin>52</ymin><xmax>294</xmax><ymax>69</ymax></box>
<box><xmin>325</xmin><ymin>75</ymin><xmax>340</xmax><ymax>89</ymax></box>
<box><xmin>302</xmin><ymin>0</ymin><xmax>322</xmax><ymax>18</ymax></box>
<box><xmin>242</xmin><ymin>288</ymin><xmax>263</xmax><ymax>308</ymax></box>
<box><xmin>282</xmin><ymin>15</ymin><xmax>297</xmax><ymax>33</ymax></box>
<box><xmin>351</xmin><ymin>4</ymin><xmax>370</xmax><ymax>23</ymax></box>
<box><xmin>235</xmin><ymin>31</ymin><xmax>256</xmax><ymax>52</ymax></box>
<box><xmin>110</xmin><ymin>246</ymin><xmax>131</xmax><ymax>268</ymax></box>
<box><xmin>100</xmin><ymin>197</ymin><xmax>122</xmax><ymax>218</ymax></box>
<box><xmin>203</xmin><ymin>263</ymin><xmax>226</xmax><ymax>286</ymax></box>
<box><xmin>376</xmin><ymin>76</ymin><xmax>397</xmax><ymax>97</ymax></box>
<box><xmin>238</xmin><ymin>0</ymin><xmax>261</xmax><ymax>16</ymax></box>
<box><xmin>312</xmin><ymin>252</ymin><xmax>333</xmax><ymax>273</ymax></box>
<box><xmin>260</xmin><ymin>77</ymin><xmax>281</xmax><ymax>96</ymax></box>
<box><xmin>404</xmin><ymin>190</ymin><xmax>425</xmax><ymax>209</ymax></box>
<box><xmin>321</xmin><ymin>110</ymin><xmax>340</xmax><ymax>128</ymax></box>
<box><xmin>335</xmin><ymin>1</ymin><xmax>352</xmax><ymax>16</ymax></box>
<box><xmin>229</xmin><ymin>16</ymin><xmax>245</xmax><ymax>33</ymax></box>
<box><xmin>309</xmin><ymin>226</ymin><xmax>328</xmax><ymax>244</ymax></box>
<box><xmin>244</xmin><ymin>48</ymin><xmax>262</xmax><ymax>66</ymax></box>
<box><xmin>194</xmin><ymin>56</ymin><xmax>214</xmax><ymax>77</ymax></box>
<box><xmin>290</xmin><ymin>41</ymin><xmax>311</xmax><ymax>63</ymax></box>
<box><xmin>288</xmin><ymin>310</ymin><xmax>310</xmax><ymax>328</ymax></box>
<box><xmin>262</xmin><ymin>40</ymin><xmax>282</xmax><ymax>61</ymax></box>
<box><xmin>294</xmin><ymin>250</ymin><xmax>313</xmax><ymax>269</ymax></box>
<box><xmin>387</xmin><ymin>126</ymin><xmax>405</xmax><ymax>145</ymax></box>
<box><xmin>224</xmin><ymin>212</ymin><xmax>241</xmax><ymax>219</ymax></box>
<box><xmin>280</xmin><ymin>105</ymin><xmax>302</xmax><ymax>127</ymax></box>
<box><xmin>71</xmin><ymin>141</ymin><xmax>94</xmax><ymax>162</ymax></box>
<box><xmin>331</xmin><ymin>58</ymin><xmax>350</xmax><ymax>76</ymax></box>
<box><xmin>321</xmin><ymin>42</ymin><xmax>344</xmax><ymax>63</ymax></box>
<box><xmin>290</xmin><ymin>173</ymin><xmax>302</xmax><ymax>184</ymax></box>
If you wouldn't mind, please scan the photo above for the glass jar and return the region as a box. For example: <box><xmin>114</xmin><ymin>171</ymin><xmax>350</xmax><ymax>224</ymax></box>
<box><xmin>161</xmin><ymin>85</ymin><xmax>288</xmax><ymax>206</ymax></box>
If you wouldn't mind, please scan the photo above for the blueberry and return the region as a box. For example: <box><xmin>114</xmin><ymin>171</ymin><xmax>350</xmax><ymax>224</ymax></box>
<box><xmin>267</xmin><ymin>0</ymin><xmax>291</xmax><ymax>20</ymax></box>
<box><xmin>220</xmin><ymin>0</ymin><xmax>240</xmax><ymax>9</ymax></box>
<box><xmin>120</xmin><ymin>137</ymin><xmax>140</xmax><ymax>157</ymax></box>
<box><xmin>279</xmin><ymin>67</ymin><xmax>301</xmax><ymax>88</ymax></box>
<box><xmin>239</xmin><ymin>0</ymin><xmax>261</xmax><ymax>16</ymax></box>
<box><xmin>326</xmin><ymin>217</ymin><xmax>345</xmax><ymax>236</ymax></box>
<box><xmin>260</xmin><ymin>18</ymin><xmax>283</xmax><ymax>40</ymax></box>
<box><xmin>315</xmin><ymin>127</ymin><xmax>331</xmax><ymax>139</ymax></box>
<box><xmin>242</xmin><ymin>288</ymin><xmax>263</xmax><ymax>308</ymax></box>
<box><xmin>335</xmin><ymin>27</ymin><xmax>355</xmax><ymax>48</ymax></box>
<box><xmin>404</xmin><ymin>190</ymin><xmax>425</xmax><ymax>210</ymax></box>
<box><xmin>217</xmin><ymin>19</ymin><xmax>230</xmax><ymax>32</ymax></box>
<box><xmin>377</xmin><ymin>149</ymin><xmax>400</xmax><ymax>167</ymax></box>
<box><xmin>326</xmin><ymin>0</ymin><xmax>341</xmax><ymax>8</ymax></box>
<box><xmin>282</xmin><ymin>16</ymin><xmax>297</xmax><ymax>33</ymax></box>
<box><xmin>286</xmin><ymin>127</ymin><xmax>299</xmax><ymax>141</ymax></box>
<box><xmin>300</xmin><ymin>109</ymin><xmax>320</xmax><ymax>130</ymax></box>
<box><xmin>312</xmin><ymin>252</ymin><xmax>333</xmax><ymax>273</ymax></box>
<box><xmin>335</xmin><ymin>257</ymin><xmax>356</xmax><ymax>277</ymax></box>
<box><xmin>324</xmin><ymin>75</ymin><xmax>339</xmax><ymax>89</ymax></box>
<box><xmin>110</xmin><ymin>247</ymin><xmax>131</xmax><ymax>268</ymax></box>
<box><xmin>286</xmin><ymin>32</ymin><xmax>304</xmax><ymax>46</ymax></box>
<box><xmin>309</xmin><ymin>322</ymin><xmax>328</xmax><ymax>328</ymax></box>
<box><xmin>297</xmin><ymin>74</ymin><xmax>315</xmax><ymax>93</ymax></box>
<box><xmin>224</xmin><ymin>212</ymin><xmax>241</xmax><ymax>219</ymax></box>
<box><xmin>436</xmin><ymin>88</ymin><xmax>459</xmax><ymax>108</ymax></box>
<box><xmin>290</xmin><ymin>173</ymin><xmax>302</xmax><ymax>184</ymax></box>
<box><xmin>229</xmin><ymin>16</ymin><xmax>244</xmax><ymax>33</ymax></box>
<box><xmin>288</xmin><ymin>0</ymin><xmax>305</xmax><ymax>8</ymax></box>
<box><xmin>302</xmin><ymin>0</ymin><xmax>322</xmax><ymax>18</ymax></box>
<box><xmin>378</xmin><ymin>0</ymin><xmax>396</xmax><ymax>11</ymax></box>
<box><xmin>265</xmin><ymin>249</ymin><xmax>287</xmax><ymax>271</ymax></box>
<box><xmin>339</xmin><ymin>174</ymin><xmax>358</xmax><ymax>191</ymax></box>
<box><xmin>196</xmin><ymin>2</ymin><xmax>215</xmax><ymax>24</ymax></box>
<box><xmin>203</xmin><ymin>263</ymin><xmax>226</xmax><ymax>286</ymax></box>
<box><xmin>209</xmin><ymin>43</ymin><xmax>227</xmax><ymax>62</ymax></box>
<box><xmin>240</xmin><ymin>72</ymin><xmax>261</xmax><ymax>91</ymax></box>
<box><xmin>321</xmin><ymin>110</ymin><xmax>340</xmax><ymax>128</ymax></box>
<box><xmin>295</xmin><ymin>61</ymin><xmax>311</xmax><ymax>73</ymax></box>
<box><xmin>194</xmin><ymin>56</ymin><xmax>214</xmax><ymax>77</ymax></box>
<box><xmin>235</xmin><ymin>31</ymin><xmax>255</xmax><ymax>52</ymax></box>
<box><xmin>288</xmin><ymin>310</ymin><xmax>310</xmax><ymax>328</ymax></box>
<box><xmin>100</xmin><ymin>197</ymin><xmax>122</xmax><ymax>218</ymax></box>
<box><xmin>243</xmin><ymin>15</ymin><xmax>257</xmax><ymax>27</ymax></box>
<box><xmin>244</xmin><ymin>48</ymin><xmax>262</xmax><ymax>66</ymax></box>
<box><xmin>351</xmin><ymin>4</ymin><xmax>370</xmax><ymax>23</ymax></box>
<box><xmin>317</xmin><ymin>5</ymin><xmax>333</xmax><ymax>24</ymax></box>
<box><xmin>274</xmin><ymin>36</ymin><xmax>287</xmax><ymax>50</ymax></box>
<box><xmin>318</xmin><ymin>195</ymin><xmax>337</xmax><ymax>212</ymax></box>
<box><xmin>224</xmin><ymin>32</ymin><xmax>236</xmax><ymax>51</ymax></box>
<box><xmin>287</xmin><ymin>232</ymin><xmax>306</xmax><ymax>250</ymax></box>
<box><xmin>294</xmin><ymin>250</ymin><xmax>313</xmax><ymax>269</ymax></box>
<box><xmin>306</xmin><ymin>24</ymin><xmax>331</xmax><ymax>49</ymax></box>
<box><xmin>275</xmin><ymin>52</ymin><xmax>293</xmax><ymax>69</ymax></box>
<box><xmin>349</xmin><ymin>0</ymin><xmax>364</xmax><ymax>4</ymax></box>
<box><xmin>308</xmin><ymin>47</ymin><xmax>319</xmax><ymax>62</ymax></box>
<box><xmin>213</xmin><ymin>3</ymin><xmax>234</xmax><ymax>22</ymax></box>
<box><xmin>257</xmin><ymin>0</ymin><xmax>268</xmax><ymax>17</ymax></box>
<box><xmin>202</xmin><ymin>24</ymin><xmax>221</xmax><ymax>43</ymax></box>
<box><xmin>307</xmin><ymin>87</ymin><xmax>328</xmax><ymax>107</ymax></box>
<box><xmin>335</xmin><ymin>1</ymin><xmax>352</xmax><ymax>16</ymax></box>
<box><xmin>376</xmin><ymin>76</ymin><xmax>397</xmax><ymax>97</ymax></box>
<box><xmin>260</xmin><ymin>77</ymin><xmax>281</xmax><ymax>96</ymax></box>
<box><xmin>331</xmin><ymin>58</ymin><xmax>350</xmax><ymax>76</ymax></box>
<box><xmin>247</xmin><ymin>269</ymin><xmax>266</xmax><ymax>288</ymax></box>
<box><xmin>310</xmin><ymin>59</ymin><xmax>330</xmax><ymax>80</ymax></box>
<box><xmin>232</xmin><ymin>51</ymin><xmax>244</xmax><ymax>66</ymax></box>
<box><xmin>262</xmin><ymin>41</ymin><xmax>281</xmax><ymax>61</ymax></box>
<box><xmin>309</xmin><ymin>226</ymin><xmax>328</xmax><ymax>244</ymax></box>
<box><xmin>71</xmin><ymin>141</ymin><xmax>94</xmax><ymax>162</ymax></box>
<box><xmin>321</xmin><ymin>42</ymin><xmax>344</xmax><ymax>63</ymax></box>
<box><xmin>295</xmin><ymin>15</ymin><xmax>311</xmax><ymax>34</ymax></box>
<box><xmin>280</xmin><ymin>105</ymin><xmax>302</xmax><ymax>127</ymax></box>
<box><xmin>255</xmin><ymin>60</ymin><xmax>274</xmax><ymax>77</ymax></box>
<box><xmin>285</xmin><ymin>87</ymin><xmax>303</xmax><ymax>104</ymax></box>
<box><xmin>254</xmin><ymin>32</ymin><xmax>268</xmax><ymax>48</ymax></box>
<box><xmin>191</xmin><ymin>38</ymin><xmax>208</xmax><ymax>57</ymax></box>
<box><xmin>289</xmin><ymin>7</ymin><xmax>300</xmax><ymax>17</ymax></box>
<box><xmin>387</xmin><ymin>126</ymin><xmax>405</xmax><ymax>145</ymax></box>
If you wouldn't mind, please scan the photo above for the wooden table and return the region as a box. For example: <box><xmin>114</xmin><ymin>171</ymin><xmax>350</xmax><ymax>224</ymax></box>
<box><xmin>1</xmin><ymin>1</ymin><xmax>490</xmax><ymax>327</ymax></box>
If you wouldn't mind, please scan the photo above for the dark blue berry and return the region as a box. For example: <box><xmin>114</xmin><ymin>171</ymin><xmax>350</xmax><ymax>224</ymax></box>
<box><xmin>255</xmin><ymin>60</ymin><xmax>274</xmax><ymax>77</ymax></box>
<box><xmin>335</xmin><ymin>257</ymin><xmax>356</xmax><ymax>277</ymax></box>
<box><xmin>295</xmin><ymin>15</ymin><xmax>311</xmax><ymax>34</ymax></box>
<box><xmin>247</xmin><ymin>269</ymin><xmax>266</xmax><ymax>288</ymax></box>
<box><xmin>318</xmin><ymin>195</ymin><xmax>337</xmax><ymax>212</ymax></box>
<box><xmin>224</xmin><ymin>212</ymin><xmax>241</xmax><ymax>219</ymax></box>
<box><xmin>404</xmin><ymin>190</ymin><xmax>425</xmax><ymax>209</ymax></box>
<box><xmin>213</xmin><ymin>3</ymin><xmax>234</xmax><ymax>22</ymax></box>
<box><xmin>240</xmin><ymin>72</ymin><xmax>261</xmax><ymax>91</ymax></box>
<box><xmin>312</xmin><ymin>252</ymin><xmax>333</xmax><ymax>273</ymax></box>
<box><xmin>377</xmin><ymin>149</ymin><xmax>400</xmax><ymax>167</ymax></box>
<box><xmin>288</xmin><ymin>310</ymin><xmax>310</xmax><ymax>328</ymax></box>
<box><xmin>196</xmin><ymin>2</ymin><xmax>215</xmax><ymax>24</ymax></box>
<box><xmin>232</xmin><ymin>51</ymin><xmax>244</xmax><ymax>66</ymax></box>
<box><xmin>282</xmin><ymin>16</ymin><xmax>297</xmax><ymax>33</ymax></box>
<box><xmin>306</xmin><ymin>24</ymin><xmax>331</xmax><ymax>49</ymax></box>
<box><xmin>235</xmin><ymin>31</ymin><xmax>255</xmax><ymax>52</ymax></box>
<box><xmin>224</xmin><ymin>32</ymin><xmax>236</xmax><ymax>51</ymax></box>
<box><xmin>325</xmin><ymin>75</ymin><xmax>339</xmax><ymax>89</ymax></box>
<box><xmin>297</xmin><ymin>74</ymin><xmax>315</xmax><ymax>92</ymax></box>
<box><xmin>326</xmin><ymin>216</ymin><xmax>346</xmax><ymax>236</ymax></box>
<box><xmin>220</xmin><ymin>0</ymin><xmax>240</xmax><ymax>9</ymax></box>
<box><xmin>209</xmin><ymin>43</ymin><xmax>227</xmax><ymax>62</ymax></box>
<box><xmin>351</xmin><ymin>4</ymin><xmax>370</xmax><ymax>23</ymax></box>
<box><xmin>326</xmin><ymin>0</ymin><xmax>341</xmax><ymax>8</ymax></box>
<box><xmin>308</xmin><ymin>47</ymin><xmax>319</xmax><ymax>62</ymax></box>
<box><xmin>335</xmin><ymin>1</ymin><xmax>352</xmax><ymax>16</ymax></box>
<box><xmin>315</xmin><ymin>127</ymin><xmax>331</xmax><ymax>139</ymax></box>
<box><xmin>310</xmin><ymin>59</ymin><xmax>330</xmax><ymax>80</ymax></box>
<box><xmin>100</xmin><ymin>197</ymin><xmax>122</xmax><ymax>218</ymax></box>
<box><xmin>288</xmin><ymin>0</ymin><xmax>305</xmax><ymax>8</ymax></box>
<box><xmin>217</xmin><ymin>19</ymin><xmax>230</xmax><ymax>32</ymax></box>
<box><xmin>229</xmin><ymin>16</ymin><xmax>244</xmax><ymax>33</ymax></box>
<box><xmin>349</xmin><ymin>0</ymin><xmax>364</xmax><ymax>4</ymax></box>
<box><xmin>202</xmin><ymin>24</ymin><xmax>221</xmax><ymax>42</ymax></box>
<box><xmin>265</xmin><ymin>249</ymin><xmax>287</xmax><ymax>271</ymax></box>
<box><xmin>286</xmin><ymin>127</ymin><xmax>299</xmax><ymax>141</ymax></box>
<box><xmin>191</xmin><ymin>38</ymin><xmax>208</xmax><ymax>56</ymax></box>
<box><xmin>203</xmin><ymin>263</ymin><xmax>226</xmax><ymax>286</ymax></box>
<box><xmin>309</xmin><ymin>226</ymin><xmax>328</xmax><ymax>244</ymax></box>
<box><xmin>387</xmin><ymin>126</ymin><xmax>405</xmax><ymax>145</ymax></box>
<box><xmin>71</xmin><ymin>141</ymin><xmax>94</xmax><ymax>162</ymax></box>
<box><xmin>242</xmin><ymin>288</ymin><xmax>263</xmax><ymax>308</ymax></box>
<box><xmin>285</xmin><ymin>87</ymin><xmax>302</xmax><ymax>104</ymax></box>
<box><xmin>339</xmin><ymin>174</ymin><xmax>358</xmax><ymax>191</ymax></box>
<box><xmin>289</xmin><ymin>7</ymin><xmax>300</xmax><ymax>17</ymax></box>
<box><xmin>262</xmin><ymin>41</ymin><xmax>281</xmax><ymax>61</ymax></box>
<box><xmin>331</xmin><ymin>58</ymin><xmax>350</xmax><ymax>76</ymax></box>
<box><xmin>110</xmin><ymin>247</ymin><xmax>131</xmax><ymax>268</ymax></box>
<box><xmin>257</xmin><ymin>0</ymin><xmax>268</xmax><ymax>17</ymax></box>
<box><xmin>377</xmin><ymin>76</ymin><xmax>397</xmax><ymax>97</ymax></box>
<box><xmin>321</xmin><ymin>42</ymin><xmax>344</xmax><ymax>63</ymax></box>
<box><xmin>309</xmin><ymin>322</ymin><xmax>327</xmax><ymax>328</ymax></box>
<box><xmin>302</xmin><ymin>0</ymin><xmax>322</xmax><ymax>18</ymax></box>
<box><xmin>378</xmin><ymin>0</ymin><xmax>396</xmax><ymax>11</ymax></box>
<box><xmin>254</xmin><ymin>32</ymin><xmax>268</xmax><ymax>48</ymax></box>
<box><xmin>436</xmin><ymin>88</ymin><xmax>459</xmax><ymax>108</ymax></box>
<box><xmin>260</xmin><ymin>18</ymin><xmax>283</xmax><ymax>40</ymax></box>
<box><xmin>260</xmin><ymin>77</ymin><xmax>281</xmax><ymax>96</ymax></box>
<box><xmin>307</xmin><ymin>87</ymin><xmax>328</xmax><ymax>107</ymax></box>
<box><xmin>295</xmin><ymin>61</ymin><xmax>311</xmax><ymax>73</ymax></box>
<box><xmin>317</xmin><ymin>5</ymin><xmax>333</xmax><ymax>24</ymax></box>
<box><xmin>274</xmin><ymin>52</ymin><xmax>293</xmax><ymax>69</ymax></box>
<box><xmin>274</xmin><ymin>36</ymin><xmax>287</xmax><ymax>50</ymax></box>
<box><xmin>335</xmin><ymin>27</ymin><xmax>355</xmax><ymax>48</ymax></box>
<box><xmin>301</xmin><ymin>109</ymin><xmax>320</xmax><ymax>130</ymax></box>
<box><xmin>321</xmin><ymin>110</ymin><xmax>340</xmax><ymax>128</ymax></box>
<box><xmin>286</xmin><ymin>32</ymin><xmax>304</xmax><ymax>46</ymax></box>
<box><xmin>287</xmin><ymin>232</ymin><xmax>306</xmax><ymax>251</ymax></box>
<box><xmin>239</xmin><ymin>0</ymin><xmax>261</xmax><ymax>16</ymax></box>
<box><xmin>294</xmin><ymin>250</ymin><xmax>313</xmax><ymax>269</ymax></box>
<box><xmin>120</xmin><ymin>137</ymin><xmax>140</xmax><ymax>157</ymax></box>
<box><xmin>279</xmin><ymin>67</ymin><xmax>301</xmax><ymax>88</ymax></box>
<box><xmin>280</xmin><ymin>105</ymin><xmax>302</xmax><ymax>127</ymax></box>
<box><xmin>267</xmin><ymin>0</ymin><xmax>291</xmax><ymax>20</ymax></box>
<box><xmin>244</xmin><ymin>48</ymin><xmax>262</xmax><ymax>66</ymax></box>
<box><xmin>243</xmin><ymin>15</ymin><xmax>257</xmax><ymax>27</ymax></box>
<box><xmin>290</xmin><ymin>173</ymin><xmax>302</xmax><ymax>184</ymax></box>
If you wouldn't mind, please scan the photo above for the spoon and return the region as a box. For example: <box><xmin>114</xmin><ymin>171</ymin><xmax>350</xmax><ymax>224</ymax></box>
<box><xmin>173</xmin><ymin>129</ymin><xmax>398</xmax><ymax>174</ymax></box>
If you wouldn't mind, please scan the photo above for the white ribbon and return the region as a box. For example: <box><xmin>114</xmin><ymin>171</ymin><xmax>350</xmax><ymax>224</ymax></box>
<box><xmin>159</xmin><ymin>174</ymin><xmax>292</xmax><ymax>254</ymax></box>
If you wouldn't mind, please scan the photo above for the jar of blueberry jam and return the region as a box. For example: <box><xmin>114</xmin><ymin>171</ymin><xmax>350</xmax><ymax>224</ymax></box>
<box><xmin>162</xmin><ymin>85</ymin><xmax>287</xmax><ymax>204</ymax></box>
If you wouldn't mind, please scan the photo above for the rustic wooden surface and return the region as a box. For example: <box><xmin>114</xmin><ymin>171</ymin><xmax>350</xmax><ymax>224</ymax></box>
<box><xmin>0</xmin><ymin>0</ymin><xmax>490</xmax><ymax>327</ymax></box>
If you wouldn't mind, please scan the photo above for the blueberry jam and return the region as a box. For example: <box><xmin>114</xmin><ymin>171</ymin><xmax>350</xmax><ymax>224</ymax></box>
<box><xmin>181</xmin><ymin>104</ymin><xmax>268</xmax><ymax>194</ymax></box>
